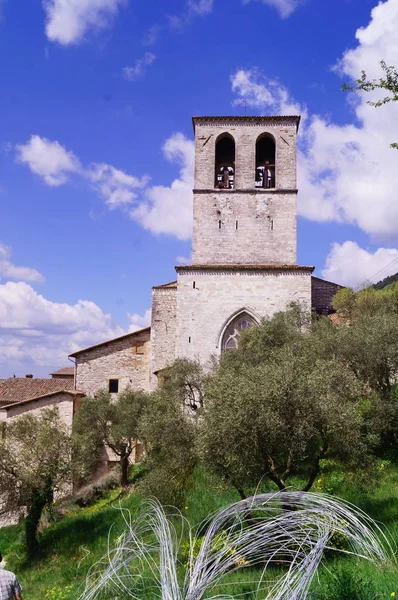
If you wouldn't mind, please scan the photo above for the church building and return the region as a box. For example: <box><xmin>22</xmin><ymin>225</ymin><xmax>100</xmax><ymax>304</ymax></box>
<box><xmin>68</xmin><ymin>116</ymin><xmax>341</xmax><ymax>397</ymax></box>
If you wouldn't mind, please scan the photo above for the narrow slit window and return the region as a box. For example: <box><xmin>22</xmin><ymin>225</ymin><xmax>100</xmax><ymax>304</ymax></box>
<box><xmin>218</xmin><ymin>220</ymin><xmax>222</xmax><ymax>229</ymax></box>
<box><xmin>236</xmin><ymin>220</ymin><xmax>239</xmax><ymax>230</ymax></box>
<box><xmin>108</xmin><ymin>379</ymin><xmax>119</xmax><ymax>393</ymax></box>
<box><xmin>189</xmin><ymin>336</ymin><xmax>191</xmax><ymax>343</ymax></box>
<box><xmin>193</xmin><ymin>281</ymin><xmax>196</xmax><ymax>289</ymax></box>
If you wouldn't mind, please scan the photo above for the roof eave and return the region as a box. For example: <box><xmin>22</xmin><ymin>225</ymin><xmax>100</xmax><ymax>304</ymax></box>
<box><xmin>69</xmin><ymin>326</ymin><xmax>151</xmax><ymax>358</ymax></box>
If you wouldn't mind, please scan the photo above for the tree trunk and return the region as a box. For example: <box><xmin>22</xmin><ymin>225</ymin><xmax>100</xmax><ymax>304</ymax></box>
<box><xmin>302</xmin><ymin>440</ymin><xmax>329</xmax><ymax>493</ymax></box>
<box><xmin>25</xmin><ymin>486</ymin><xmax>51</xmax><ymax>556</ymax></box>
<box><xmin>120</xmin><ymin>454</ymin><xmax>129</xmax><ymax>488</ymax></box>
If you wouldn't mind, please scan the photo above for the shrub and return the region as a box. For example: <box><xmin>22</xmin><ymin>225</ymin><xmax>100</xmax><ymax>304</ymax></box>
<box><xmin>74</xmin><ymin>471</ymin><xmax>120</xmax><ymax>508</ymax></box>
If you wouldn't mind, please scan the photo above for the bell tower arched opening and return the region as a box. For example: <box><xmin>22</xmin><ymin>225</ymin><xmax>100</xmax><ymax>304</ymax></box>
<box><xmin>215</xmin><ymin>134</ymin><xmax>235</xmax><ymax>189</ymax></box>
<box><xmin>255</xmin><ymin>134</ymin><xmax>276</xmax><ymax>188</ymax></box>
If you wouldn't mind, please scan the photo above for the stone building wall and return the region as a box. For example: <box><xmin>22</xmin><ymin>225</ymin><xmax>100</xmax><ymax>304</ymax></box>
<box><xmin>150</xmin><ymin>283</ymin><xmax>177</xmax><ymax>387</ymax></box>
<box><xmin>0</xmin><ymin>392</ymin><xmax>77</xmax><ymax>431</ymax></box>
<box><xmin>192</xmin><ymin>117</ymin><xmax>298</xmax><ymax>265</ymax></box>
<box><xmin>75</xmin><ymin>329</ymin><xmax>151</xmax><ymax>396</ymax></box>
<box><xmin>175</xmin><ymin>265</ymin><xmax>312</xmax><ymax>365</ymax></box>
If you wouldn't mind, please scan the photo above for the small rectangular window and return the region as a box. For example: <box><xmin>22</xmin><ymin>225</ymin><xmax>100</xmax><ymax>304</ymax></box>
<box><xmin>218</xmin><ymin>220</ymin><xmax>222</xmax><ymax>229</ymax></box>
<box><xmin>108</xmin><ymin>379</ymin><xmax>119</xmax><ymax>393</ymax></box>
<box><xmin>271</xmin><ymin>219</ymin><xmax>274</xmax><ymax>231</ymax></box>
<box><xmin>193</xmin><ymin>281</ymin><xmax>196</xmax><ymax>289</ymax></box>
<box><xmin>236</xmin><ymin>220</ymin><xmax>238</xmax><ymax>230</ymax></box>
<box><xmin>189</xmin><ymin>336</ymin><xmax>191</xmax><ymax>343</ymax></box>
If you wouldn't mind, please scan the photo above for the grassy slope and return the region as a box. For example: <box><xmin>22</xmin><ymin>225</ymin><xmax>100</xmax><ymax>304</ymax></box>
<box><xmin>1</xmin><ymin>466</ymin><xmax>398</xmax><ymax>600</ymax></box>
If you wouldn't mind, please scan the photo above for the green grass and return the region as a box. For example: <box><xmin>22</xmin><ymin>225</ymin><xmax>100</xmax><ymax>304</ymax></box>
<box><xmin>1</xmin><ymin>465</ymin><xmax>398</xmax><ymax>600</ymax></box>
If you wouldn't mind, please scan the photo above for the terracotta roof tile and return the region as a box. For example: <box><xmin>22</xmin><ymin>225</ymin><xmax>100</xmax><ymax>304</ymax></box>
<box><xmin>50</xmin><ymin>367</ymin><xmax>75</xmax><ymax>377</ymax></box>
<box><xmin>1</xmin><ymin>389</ymin><xmax>84</xmax><ymax>411</ymax></box>
<box><xmin>0</xmin><ymin>378</ymin><xmax>75</xmax><ymax>406</ymax></box>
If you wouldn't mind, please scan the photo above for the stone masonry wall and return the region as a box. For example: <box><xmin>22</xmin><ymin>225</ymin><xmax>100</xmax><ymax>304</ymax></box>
<box><xmin>0</xmin><ymin>392</ymin><xmax>75</xmax><ymax>431</ymax></box>
<box><xmin>76</xmin><ymin>330</ymin><xmax>151</xmax><ymax>396</ymax></box>
<box><xmin>192</xmin><ymin>118</ymin><xmax>298</xmax><ymax>265</ymax></box>
<box><xmin>193</xmin><ymin>191</ymin><xmax>297</xmax><ymax>265</ymax></box>
<box><xmin>175</xmin><ymin>267</ymin><xmax>312</xmax><ymax>366</ymax></box>
<box><xmin>150</xmin><ymin>284</ymin><xmax>177</xmax><ymax>387</ymax></box>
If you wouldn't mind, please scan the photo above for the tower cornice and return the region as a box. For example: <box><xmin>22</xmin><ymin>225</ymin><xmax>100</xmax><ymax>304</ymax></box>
<box><xmin>192</xmin><ymin>115</ymin><xmax>301</xmax><ymax>132</ymax></box>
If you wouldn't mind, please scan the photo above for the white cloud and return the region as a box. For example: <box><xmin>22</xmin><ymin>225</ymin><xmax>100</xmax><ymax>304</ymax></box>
<box><xmin>231</xmin><ymin>69</ymin><xmax>305</xmax><ymax>116</ymax></box>
<box><xmin>0</xmin><ymin>245</ymin><xmax>44</xmax><ymax>283</ymax></box>
<box><xmin>123</xmin><ymin>53</ymin><xmax>156</xmax><ymax>81</ymax></box>
<box><xmin>230</xmin><ymin>0</ymin><xmax>398</xmax><ymax>242</ymax></box>
<box><xmin>176</xmin><ymin>255</ymin><xmax>192</xmax><ymax>266</ymax></box>
<box><xmin>128</xmin><ymin>308</ymin><xmax>152</xmax><ymax>332</ymax></box>
<box><xmin>43</xmin><ymin>0</ymin><xmax>126</xmax><ymax>45</ymax></box>
<box><xmin>16</xmin><ymin>132</ymin><xmax>194</xmax><ymax>239</ymax></box>
<box><xmin>87</xmin><ymin>163</ymin><xmax>149</xmax><ymax>208</ymax></box>
<box><xmin>143</xmin><ymin>24</ymin><xmax>162</xmax><ymax>46</ymax></box>
<box><xmin>0</xmin><ymin>281</ymin><xmax>125</xmax><ymax>366</ymax></box>
<box><xmin>242</xmin><ymin>0</ymin><xmax>303</xmax><ymax>18</ymax></box>
<box><xmin>187</xmin><ymin>0</ymin><xmax>214</xmax><ymax>16</ymax></box>
<box><xmin>322</xmin><ymin>241</ymin><xmax>398</xmax><ymax>288</ymax></box>
<box><xmin>16</xmin><ymin>135</ymin><xmax>80</xmax><ymax>187</ymax></box>
<box><xmin>130</xmin><ymin>133</ymin><xmax>194</xmax><ymax>240</ymax></box>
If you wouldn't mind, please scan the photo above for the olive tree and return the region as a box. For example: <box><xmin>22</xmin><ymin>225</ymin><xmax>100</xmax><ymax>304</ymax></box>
<box><xmin>73</xmin><ymin>388</ymin><xmax>148</xmax><ymax>488</ymax></box>
<box><xmin>201</xmin><ymin>324</ymin><xmax>377</xmax><ymax>497</ymax></box>
<box><xmin>138</xmin><ymin>360</ymin><xmax>204</xmax><ymax>506</ymax></box>
<box><xmin>0</xmin><ymin>407</ymin><xmax>71</xmax><ymax>556</ymax></box>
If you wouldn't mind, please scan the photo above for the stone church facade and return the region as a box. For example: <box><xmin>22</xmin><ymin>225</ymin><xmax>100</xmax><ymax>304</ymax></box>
<box><xmin>69</xmin><ymin>116</ymin><xmax>341</xmax><ymax>396</ymax></box>
<box><xmin>0</xmin><ymin>115</ymin><xmax>341</xmax><ymax>424</ymax></box>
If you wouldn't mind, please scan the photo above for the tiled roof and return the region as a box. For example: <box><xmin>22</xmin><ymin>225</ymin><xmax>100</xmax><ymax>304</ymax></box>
<box><xmin>50</xmin><ymin>367</ymin><xmax>75</xmax><ymax>377</ymax></box>
<box><xmin>0</xmin><ymin>378</ymin><xmax>75</xmax><ymax>406</ymax></box>
<box><xmin>152</xmin><ymin>281</ymin><xmax>177</xmax><ymax>289</ymax></box>
<box><xmin>69</xmin><ymin>326</ymin><xmax>151</xmax><ymax>358</ymax></box>
<box><xmin>1</xmin><ymin>389</ymin><xmax>84</xmax><ymax>411</ymax></box>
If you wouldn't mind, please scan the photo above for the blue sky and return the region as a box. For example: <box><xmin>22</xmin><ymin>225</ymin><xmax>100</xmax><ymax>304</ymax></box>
<box><xmin>1</xmin><ymin>0</ymin><xmax>398</xmax><ymax>378</ymax></box>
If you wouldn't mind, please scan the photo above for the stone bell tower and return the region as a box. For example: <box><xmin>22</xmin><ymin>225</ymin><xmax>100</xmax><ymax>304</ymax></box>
<box><xmin>151</xmin><ymin>116</ymin><xmax>314</xmax><ymax>379</ymax></box>
<box><xmin>191</xmin><ymin>116</ymin><xmax>299</xmax><ymax>265</ymax></box>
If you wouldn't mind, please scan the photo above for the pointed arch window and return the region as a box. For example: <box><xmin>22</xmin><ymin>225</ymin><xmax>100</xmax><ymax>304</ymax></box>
<box><xmin>215</xmin><ymin>134</ymin><xmax>235</xmax><ymax>189</ymax></box>
<box><xmin>222</xmin><ymin>313</ymin><xmax>256</xmax><ymax>350</ymax></box>
<box><xmin>255</xmin><ymin>134</ymin><xmax>276</xmax><ymax>188</ymax></box>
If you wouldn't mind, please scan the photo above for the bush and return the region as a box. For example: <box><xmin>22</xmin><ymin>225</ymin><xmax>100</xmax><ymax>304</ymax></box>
<box><xmin>74</xmin><ymin>471</ymin><xmax>120</xmax><ymax>508</ymax></box>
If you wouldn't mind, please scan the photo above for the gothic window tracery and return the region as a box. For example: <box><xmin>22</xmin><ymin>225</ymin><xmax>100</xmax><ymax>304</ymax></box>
<box><xmin>215</xmin><ymin>134</ymin><xmax>235</xmax><ymax>189</ymax></box>
<box><xmin>255</xmin><ymin>134</ymin><xmax>276</xmax><ymax>188</ymax></box>
<box><xmin>222</xmin><ymin>313</ymin><xmax>256</xmax><ymax>350</ymax></box>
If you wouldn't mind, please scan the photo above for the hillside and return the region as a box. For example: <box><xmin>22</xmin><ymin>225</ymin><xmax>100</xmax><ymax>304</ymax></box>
<box><xmin>374</xmin><ymin>272</ymin><xmax>398</xmax><ymax>290</ymax></box>
<box><xmin>1</xmin><ymin>467</ymin><xmax>398</xmax><ymax>600</ymax></box>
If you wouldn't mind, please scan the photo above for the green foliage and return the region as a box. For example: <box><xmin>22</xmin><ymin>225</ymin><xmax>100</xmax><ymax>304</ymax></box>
<box><xmin>73</xmin><ymin>388</ymin><xmax>148</xmax><ymax>487</ymax></box>
<box><xmin>179</xmin><ymin>530</ymin><xmax>244</xmax><ymax>567</ymax></box>
<box><xmin>0</xmin><ymin>407</ymin><xmax>71</xmax><ymax>555</ymax></box>
<box><xmin>201</xmin><ymin>318</ymin><xmax>372</xmax><ymax>495</ymax></box>
<box><xmin>333</xmin><ymin>282</ymin><xmax>398</xmax><ymax>320</ymax></box>
<box><xmin>138</xmin><ymin>360</ymin><xmax>204</xmax><ymax>506</ymax></box>
<box><xmin>343</xmin><ymin>60</ymin><xmax>398</xmax><ymax>148</ymax></box>
<box><xmin>44</xmin><ymin>586</ymin><xmax>72</xmax><ymax>600</ymax></box>
<box><xmin>374</xmin><ymin>271</ymin><xmax>398</xmax><ymax>290</ymax></box>
<box><xmin>73</xmin><ymin>471</ymin><xmax>120</xmax><ymax>508</ymax></box>
<box><xmin>1</xmin><ymin>465</ymin><xmax>398</xmax><ymax>600</ymax></box>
